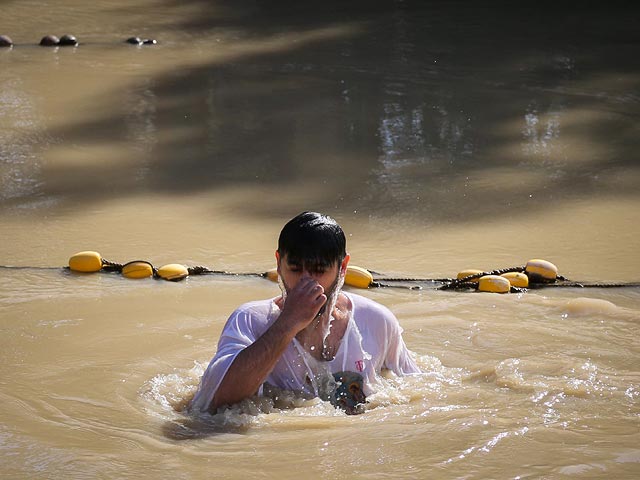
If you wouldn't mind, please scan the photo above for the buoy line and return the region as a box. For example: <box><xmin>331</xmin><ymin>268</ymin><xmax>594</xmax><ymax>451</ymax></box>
<box><xmin>3</xmin><ymin>252</ymin><xmax>638</xmax><ymax>294</ymax></box>
<box><xmin>0</xmin><ymin>34</ymin><xmax>158</xmax><ymax>48</ymax></box>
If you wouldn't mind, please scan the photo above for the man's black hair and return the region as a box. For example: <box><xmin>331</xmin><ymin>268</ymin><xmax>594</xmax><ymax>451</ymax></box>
<box><xmin>278</xmin><ymin>212</ymin><xmax>346</xmax><ymax>268</ymax></box>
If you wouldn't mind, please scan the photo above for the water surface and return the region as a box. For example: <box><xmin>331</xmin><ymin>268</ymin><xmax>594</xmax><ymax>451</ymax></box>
<box><xmin>1</xmin><ymin>1</ymin><xmax>639</xmax><ymax>478</ymax></box>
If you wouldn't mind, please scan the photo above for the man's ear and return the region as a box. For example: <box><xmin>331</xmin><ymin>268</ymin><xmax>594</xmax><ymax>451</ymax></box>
<box><xmin>340</xmin><ymin>254</ymin><xmax>351</xmax><ymax>275</ymax></box>
<box><xmin>275</xmin><ymin>251</ymin><xmax>281</xmax><ymax>274</ymax></box>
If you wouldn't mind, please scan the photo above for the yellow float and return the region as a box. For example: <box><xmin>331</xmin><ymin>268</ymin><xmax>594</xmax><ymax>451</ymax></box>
<box><xmin>501</xmin><ymin>271</ymin><xmax>529</xmax><ymax>288</ymax></box>
<box><xmin>345</xmin><ymin>265</ymin><xmax>373</xmax><ymax>289</ymax></box>
<box><xmin>456</xmin><ymin>269</ymin><xmax>484</xmax><ymax>283</ymax></box>
<box><xmin>525</xmin><ymin>259</ymin><xmax>558</xmax><ymax>283</ymax></box>
<box><xmin>157</xmin><ymin>263</ymin><xmax>189</xmax><ymax>281</ymax></box>
<box><xmin>265</xmin><ymin>268</ymin><xmax>279</xmax><ymax>282</ymax></box>
<box><xmin>122</xmin><ymin>261</ymin><xmax>154</xmax><ymax>279</ymax></box>
<box><xmin>68</xmin><ymin>251</ymin><xmax>103</xmax><ymax>272</ymax></box>
<box><xmin>477</xmin><ymin>275</ymin><xmax>511</xmax><ymax>293</ymax></box>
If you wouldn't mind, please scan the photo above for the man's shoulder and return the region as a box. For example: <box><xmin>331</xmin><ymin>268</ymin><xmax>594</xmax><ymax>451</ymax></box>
<box><xmin>347</xmin><ymin>292</ymin><xmax>403</xmax><ymax>344</ymax></box>
<box><xmin>348</xmin><ymin>292</ymin><xmax>396</xmax><ymax>323</ymax></box>
<box><xmin>233</xmin><ymin>298</ymin><xmax>276</xmax><ymax>317</ymax></box>
<box><xmin>222</xmin><ymin>298</ymin><xmax>277</xmax><ymax>336</ymax></box>
<box><xmin>348</xmin><ymin>291</ymin><xmax>390</xmax><ymax>309</ymax></box>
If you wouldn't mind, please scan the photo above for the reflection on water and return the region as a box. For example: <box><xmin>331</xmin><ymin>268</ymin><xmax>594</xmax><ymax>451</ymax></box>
<box><xmin>125</xmin><ymin>80</ymin><xmax>158</xmax><ymax>183</ymax></box>
<box><xmin>1</xmin><ymin>1</ymin><xmax>640</xmax><ymax>478</ymax></box>
<box><xmin>0</xmin><ymin>77</ymin><xmax>45</xmax><ymax>201</ymax></box>
<box><xmin>523</xmin><ymin>103</ymin><xmax>561</xmax><ymax>159</ymax></box>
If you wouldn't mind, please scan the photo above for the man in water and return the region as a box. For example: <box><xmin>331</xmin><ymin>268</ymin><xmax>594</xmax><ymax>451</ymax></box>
<box><xmin>190</xmin><ymin>211</ymin><xmax>420</xmax><ymax>414</ymax></box>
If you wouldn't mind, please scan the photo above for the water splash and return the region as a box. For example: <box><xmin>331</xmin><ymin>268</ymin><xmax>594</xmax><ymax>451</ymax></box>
<box><xmin>321</xmin><ymin>272</ymin><xmax>345</xmax><ymax>349</ymax></box>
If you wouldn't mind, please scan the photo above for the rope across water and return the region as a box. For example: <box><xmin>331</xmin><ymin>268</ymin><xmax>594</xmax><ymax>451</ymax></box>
<box><xmin>49</xmin><ymin>251</ymin><xmax>640</xmax><ymax>292</ymax></box>
<box><xmin>4</xmin><ymin>252</ymin><xmax>639</xmax><ymax>292</ymax></box>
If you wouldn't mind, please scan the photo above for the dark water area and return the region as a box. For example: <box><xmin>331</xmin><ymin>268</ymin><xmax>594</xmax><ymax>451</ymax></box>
<box><xmin>3</xmin><ymin>1</ymin><xmax>638</xmax><ymax>224</ymax></box>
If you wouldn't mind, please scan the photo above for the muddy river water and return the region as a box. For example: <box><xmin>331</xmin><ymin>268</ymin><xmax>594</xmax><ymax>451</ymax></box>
<box><xmin>1</xmin><ymin>1</ymin><xmax>639</xmax><ymax>478</ymax></box>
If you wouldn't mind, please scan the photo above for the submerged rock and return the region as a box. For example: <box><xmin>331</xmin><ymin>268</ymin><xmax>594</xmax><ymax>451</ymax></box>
<box><xmin>39</xmin><ymin>35</ymin><xmax>60</xmax><ymax>46</ymax></box>
<box><xmin>0</xmin><ymin>35</ymin><xmax>13</xmax><ymax>47</ymax></box>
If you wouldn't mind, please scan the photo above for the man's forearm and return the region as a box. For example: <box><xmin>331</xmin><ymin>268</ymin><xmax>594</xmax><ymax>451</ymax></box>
<box><xmin>210</xmin><ymin>320</ymin><xmax>296</xmax><ymax>411</ymax></box>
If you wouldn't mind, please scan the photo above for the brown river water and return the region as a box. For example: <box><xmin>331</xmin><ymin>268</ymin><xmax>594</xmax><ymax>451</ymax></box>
<box><xmin>1</xmin><ymin>1</ymin><xmax>639</xmax><ymax>478</ymax></box>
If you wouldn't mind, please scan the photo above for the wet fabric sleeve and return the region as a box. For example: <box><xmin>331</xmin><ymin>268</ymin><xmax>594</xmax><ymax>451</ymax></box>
<box><xmin>189</xmin><ymin>307</ymin><xmax>263</xmax><ymax>413</ymax></box>
<box><xmin>382</xmin><ymin>310</ymin><xmax>421</xmax><ymax>375</ymax></box>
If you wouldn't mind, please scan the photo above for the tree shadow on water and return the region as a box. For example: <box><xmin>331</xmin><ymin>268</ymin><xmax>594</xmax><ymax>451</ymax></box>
<box><xmin>4</xmin><ymin>0</ymin><xmax>639</xmax><ymax>223</ymax></box>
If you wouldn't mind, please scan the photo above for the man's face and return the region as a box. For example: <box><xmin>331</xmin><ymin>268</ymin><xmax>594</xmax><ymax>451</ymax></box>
<box><xmin>276</xmin><ymin>253</ymin><xmax>349</xmax><ymax>295</ymax></box>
